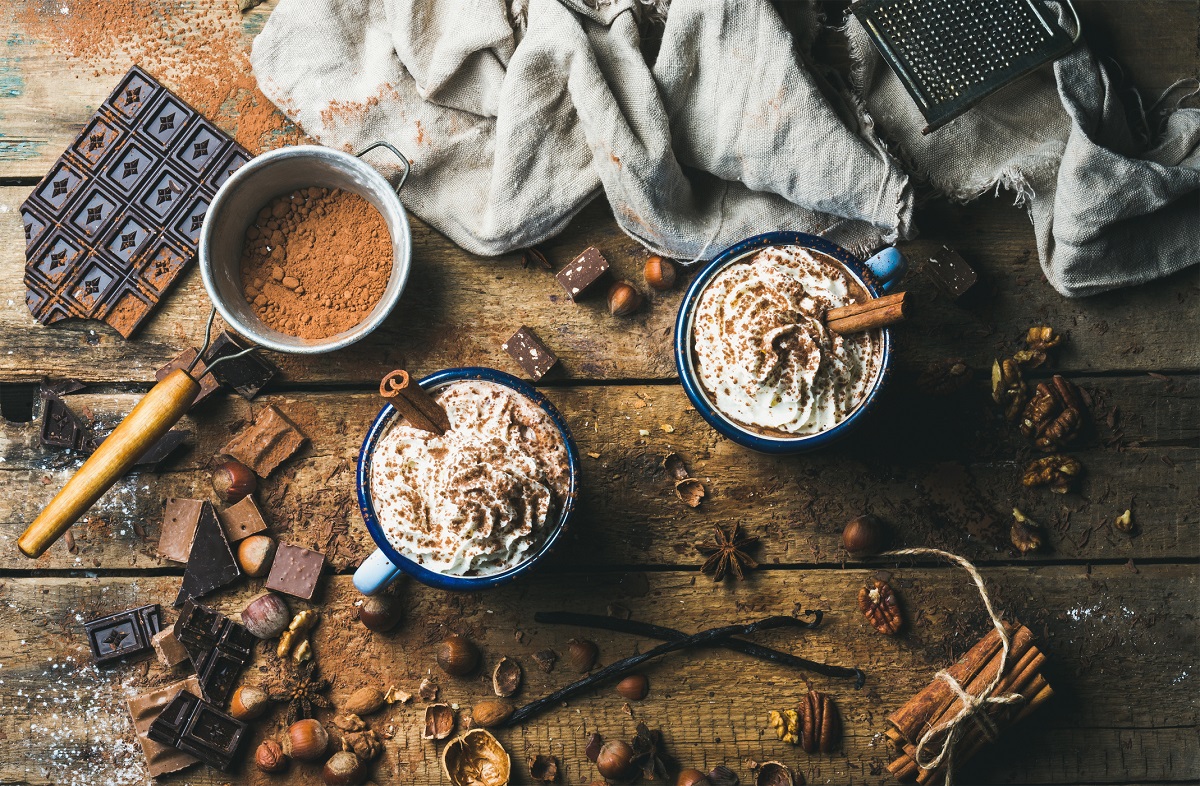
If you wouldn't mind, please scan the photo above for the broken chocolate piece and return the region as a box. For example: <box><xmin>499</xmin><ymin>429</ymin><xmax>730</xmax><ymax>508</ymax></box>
<box><xmin>204</xmin><ymin>331</ymin><xmax>279</xmax><ymax>399</ymax></box>
<box><xmin>174</xmin><ymin>501</ymin><xmax>241</xmax><ymax>607</ymax></box>
<box><xmin>157</xmin><ymin>348</ymin><xmax>223</xmax><ymax>408</ymax></box>
<box><xmin>84</xmin><ymin>603</ymin><xmax>162</xmax><ymax>664</ymax></box>
<box><xmin>502</xmin><ymin>326</ymin><xmax>559</xmax><ymax>381</ymax></box>
<box><xmin>39</xmin><ymin>390</ymin><xmax>97</xmax><ymax>452</ymax></box>
<box><xmin>264</xmin><ymin>543</ymin><xmax>325</xmax><ymax>601</ymax></box>
<box><xmin>216</xmin><ymin>495</ymin><xmax>268</xmax><ymax>542</ymax></box>
<box><xmin>131</xmin><ymin>428</ymin><xmax>189</xmax><ymax>469</ymax></box>
<box><xmin>151</xmin><ymin>624</ymin><xmax>191</xmax><ymax>669</ymax></box>
<box><xmin>555</xmin><ymin>246</ymin><xmax>610</xmax><ymax>301</ymax></box>
<box><xmin>219</xmin><ymin>405</ymin><xmax>307</xmax><ymax>477</ymax></box>
<box><xmin>127</xmin><ymin>676</ymin><xmax>203</xmax><ymax>777</ymax></box>
<box><xmin>924</xmin><ymin>246</ymin><xmax>978</xmax><ymax>299</ymax></box>
<box><xmin>147</xmin><ymin>691</ymin><xmax>247</xmax><ymax>772</ymax></box>
<box><xmin>174</xmin><ymin>601</ymin><xmax>256</xmax><ymax>705</ymax></box>
<box><xmin>20</xmin><ymin>65</ymin><xmax>251</xmax><ymax>338</ymax></box>
<box><xmin>158</xmin><ymin>498</ymin><xmax>206</xmax><ymax>563</ymax></box>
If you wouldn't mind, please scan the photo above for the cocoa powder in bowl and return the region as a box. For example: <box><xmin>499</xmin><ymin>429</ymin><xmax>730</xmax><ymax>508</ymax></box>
<box><xmin>239</xmin><ymin>188</ymin><xmax>393</xmax><ymax>339</ymax></box>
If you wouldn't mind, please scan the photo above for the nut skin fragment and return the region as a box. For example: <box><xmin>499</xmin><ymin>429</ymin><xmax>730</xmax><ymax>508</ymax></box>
<box><xmin>441</xmin><ymin>729</ymin><xmax>511</xmax><ymax>786</ymax></box>
<box><xmin>857</xmin><ymin>579</ymin><xmax>902</xmax><ymax>635</ymax></box>
<box><xmin>528</xmin><ymin>753</ymin><xmax>559</xmax><ymax>782</ymax></box>
<box><xmin>1010</xmin><ymin>508</ymin><xmax>1044</xmax><ymax>553</ymax></box>
<box><xmin>492</xmin><ymin>657</ymin><xmax>522</xmax><ymax>697</ymax></box>
<box><xmin>799</xmin><ymin>690</ymin><xmax>840</xmax><ymax>754</ymax></box>
<box><xmin>675</xmin><ymin>477</ymin><xmax>705</xmax><ymax>507</ymax></box>
<box><xmin>991</xmin><ymin>359</ymin><xmax>1027</xmax><ymax>421</ymax></box>
<box><xmin>532</xmin><ymin>648</ymin><xmax>558</xmax><ymax>673</ymax></box>
<box><xmin>756</xmin><ymin>761</ymin><xmax>797</xmax><ymax>786</ymax></box>
<box><xmin>423</xmin><ymin>703</ymin><xmax>456</xmax><ymax>741</ymax></box>
<box><xmin>768</xmin><ymin>708</ymin><xmax>800</xmax><ymax>745</ymax></box>
<box><xmin>1022</xmin><ymin>455</ymin><xmax>1083</xmax><ymax>493</ymax></box>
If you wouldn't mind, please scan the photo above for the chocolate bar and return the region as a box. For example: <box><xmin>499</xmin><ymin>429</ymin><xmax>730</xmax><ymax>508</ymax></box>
<box><xmin>151</xmin><ymin>624</ymin><xmax>191</xmax><ymax>669</ymax></box>
<box><xmin>265</xmin><ymin>543</ymin><xmax>325</xmax><ymax>601</ymax></box>
<box><xmin>174</xmin><ymin>501</ymin><xmax>241</xmax><ymax>607</ymax></box>
<box><xmin>20</xmin><ymin>65</ymin><xmax>251</xmax><ymax>338</ymax></box>
<box><xmin>924</xmin><ymin>246</ymin><xmax>978</xmax><ymax>299</ymax></box>
<box><xmin>174</xmin><ymin>601</ymin><xmax>256</xmax><ymax>705</ymax></box>
<box><xmin>84</xmin><ymin>604</ymin><xmax>162</xmax><ymax>664</ymax></box>
<box><xmin>158</xmin><ymin>498</ymin><xmax>205</xmax><ymax>563</ymax></box>
<box><xmin>205</xmin><ymin>331</ymin><xmax>279</xmax><ymax>399</ymax></box>
<box><xmin>147</xmin><ymin>691</ymin><xmax>247</xmax><ymax>772</ymax></box>
<box><xmin>219</xmin><ymin>405</ymin><xmax>307</xmax><ymax>477</ymax></box>
<box><xmin>127</xmin><ymin>676</ymin><xmax>203</xmax><ymax>777</ymax></box>
<box><xmin>216</xmin><ymin>495</ymin><xmax>268</xmax><ymax>543</ymax></box>
<box><xmin>156</xmin><ymin>348</ymin><xmax>223</xmax><ymax>408</ymax></box>
<box><xmin>502</xmin><ymin>326</ymin><xmax>559</xmax><ymax>381</ymax></box>
<box><xmin>39</xmin><ymin>390</ymin><xmax>98</xmax><ymax>452</ymax></box>
<box><xmin>555</xmin><ymin>246</ymin><xmax>611</xmax><ymax>301</ymax></box>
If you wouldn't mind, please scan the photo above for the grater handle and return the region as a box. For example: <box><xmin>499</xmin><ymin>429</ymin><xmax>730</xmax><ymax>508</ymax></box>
<box><xmin>356</xmin><ymin>141</ymin><xmax>412</xmax><ymax>193</ymax></box>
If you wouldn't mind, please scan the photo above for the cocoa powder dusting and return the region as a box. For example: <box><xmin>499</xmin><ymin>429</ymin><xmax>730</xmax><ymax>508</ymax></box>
<box><xmin>240</xmin><ymin>188</ymin><xmax>392</xmax><ymax>339</ymax></box>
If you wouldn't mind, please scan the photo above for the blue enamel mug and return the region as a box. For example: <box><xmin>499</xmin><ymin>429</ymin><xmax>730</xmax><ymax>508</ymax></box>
<box><xmin>352</xmin><ymin>367</ymin><xmax>580</xmax><ymax>594</ymax></box>
<box><xmin>674</xmin><ymin>232</ymin><xmax>905</xmax><ymax>454</ymax></box>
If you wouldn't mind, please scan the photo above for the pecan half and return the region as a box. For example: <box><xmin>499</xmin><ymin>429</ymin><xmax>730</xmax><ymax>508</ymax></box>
<box><xmin>858</xmin><ymin>579</ymin><xmax>902</xmax><ymax>635</ymax></box>
<box><xmin>799</xmin><ymin>690</ymin><xmax>840</xmax><ymax>754</ymax></box>
<box><xmin>991</xmin><ymin>359</ymin><xmax>1027</xmax><ymax>421</ymax></box>
<box><xmin>1022</xmin><ymin>454</ymin><xmax>1083</xmax><ymax>493</ymax></box>
<box><xmin>1020</xmin><ymin>375</ymin><xmax>1086</xmax><ymax>451</ymax></box>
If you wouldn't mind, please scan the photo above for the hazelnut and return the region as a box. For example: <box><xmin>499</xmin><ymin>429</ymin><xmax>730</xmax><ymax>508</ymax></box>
<box><xmin>323</xmin><ymin>751</ymin><xmax>367</xmax><ymax>785</ymax></box>
<box><xmin>436</xmin><ymin>634</ymin><xmax>480</xmax><ymax>677</ymax></box>
<box><xmin>644</xmin><ymin>255</ymin><xmax>677</xmax><ymax>290</ymax></box>
<box><xmin>616</xmin><ymin>674</ymin><xmax>649</xmax><ymax>701</ymax></box>
<box><xmin>357</xmin><ymin>594</ymin><xmax>403</xmax><ymax>632</ymax></box>
<box><xmin>566</xmin><ymin>638</ymin><xmax>598</xmax><ymax>672</ymax></box>
<box><xmin>286</xmin><ymin>718</ymin><xmax>329</xmax><ymax>761</ymax></box>
<box><xmin>607</xmin><ymin>280</ymin><xmax>643</xmax><ymax>316</ymax></box>
<box><xmin>344</xmin><ymin>686</ymin><xmax>386</xmax><ymax>716</ymax></box>
<box><xmin>255</xmin><ymin>739</ymin><xmax>289</xmax><ymax>773</ymax></box>
<box><xmin>677</xmin><ymin>769</ymin><xmax>713</xmax><ymax>786</ymax></box>
<box><xmin>229</xmin><ymin>685</ymin><xmax>269</xmax><ymax>721</ymax></box>
<box><xmin>596</xmin><ymin>740</ymin><xmax>636</xmax><ymax>781</ymax></box>
<box><xmin>237</xmin><ymin>534</ymin><xmax>277</xmax><ymax>577</ymax></box>
<box><xmin>241</xmin><ymin>592</ymin><xmax>290</xmax><ymax>639</ymax></box>
<box><xmin>212</xmin><ymin>458</ymin><xmax>256</xmax><ymax>503</ymax></box>
<box><xmin>841</xmin><ymin>515</ymin><xmax>888</xmax><ymax>556</ymax></box>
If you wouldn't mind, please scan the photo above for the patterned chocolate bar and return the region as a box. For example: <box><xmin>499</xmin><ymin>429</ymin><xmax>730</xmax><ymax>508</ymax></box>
<box><xmin>174</xmin><ymin>601</ymin><xmax>256</xmax><ymax>704</ymax></box>
<box><xmin>146</xmin><ymin>691</ymin><xmax>247</xmax><ymax>772</ymax></box>
<box><xmin>83</xmin><ymin>604</ymin><xmax>163</xmax><ymax>664</ymax></box>
<box><xmin>21</xmin><ymin>65</ymin><xmax>251</xmax><ymax>338</ymax></box>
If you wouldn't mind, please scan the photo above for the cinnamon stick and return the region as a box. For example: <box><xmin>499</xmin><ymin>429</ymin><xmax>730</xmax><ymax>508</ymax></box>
<box><xmin>379</xmin><ymin>369</ymin><xmax>451</xmax><ymax>435</ymax></box>
<box><xmin>826</xmin><ymin>291</ymin><xmax>908</xmax><ymax>335</ymax></box>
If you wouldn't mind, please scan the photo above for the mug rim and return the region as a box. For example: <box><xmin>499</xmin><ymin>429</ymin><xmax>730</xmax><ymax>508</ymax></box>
<box><xmin>673</xmin><ymin>231</ymin><xmax>893</xmax><ymax>454</ymax></box>
<box><xmin>356</xmin><ymin>367</ymin><xmax>580</xmax><ymax>591</ymax></box>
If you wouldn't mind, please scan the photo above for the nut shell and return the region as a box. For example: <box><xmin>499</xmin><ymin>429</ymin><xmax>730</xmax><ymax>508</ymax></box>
<box><xmin>255</xmin><ymin>739</ymin><xmax>289</xmax><ymax>773</ymax></box>
<box><xmin>237</xmin><ymin>535</ymin><xmax>277</xmax><ymax>577</ymax></box>
<box><xmin>212</xmin><ymin>458</ymin><xmax>256</xmax><ymax>503</ymax></box>
<box><xmin>423</xmin><ymin>703</ymin><xmax>456</xmax><ymax>741</ymax></box>
<box><xmin>436</xmin><ymin>634</ymin><xmax>480</xmax><ymax>677</ymax></box>
<box><xmin>644</xmin><ymin>255</ymin><xmax>677</xmax><ymax>290</ymax></box>
<box><xmin>471</xmin><ymin>700</ymin><xmax>514</xmax><ymax>728</ymax></box>
<box><xmin>323</xmin><ymin>750</ymin><xmax>367</xmax><ymax>785</ymax></box>
<box><xmin>229</xmin><ymin>685</ymin><xmax>270</xmax><ymax>721</ymax></box>
<box><xmin>492</xmin><ymin>657</ymin><xmax>522</xmax><ymax>697</ymax></box>
<box><xmin>528</xmin><ymin>753</ymin><xmax>559</xmax><ymax>782</ymax></box>
<box><xmin>756</xmin><ymin>761</ymin><xmax>797</xmax><ymax>786</ymax></box>
<box><xmin>286</xmin><ymin>719</ymin><xmax>330</xmax><ymax>761</ymax></box>
<box><xmin>616</xmin><ymin>674</ymin><xmax>649</xmax><ymax>701</ymax></box>
<box><xmin>344</xmin><ymin>686</ymin><xmax>386</xmax><ymax>716</ymax></box>
<box><xmin>241</xmin><ymin>592</ymin><xmax>290</xmax><ymax>639</ymax></box>
<box><xmin>566</xmin><ymin>638</ymin><xmax>598</xmax><ymax>672</ymax></box>
<box><xmin>607</xmin><ymin>281</ymin><xmax>643</xmax><ymax>316</ymax></box>
<box><xmin>442</xmin><ymin>729</ymin><xmax>511</xmax><ymax>786</ymax></box>
<box><xmin>358</xmin><ymin>594</ymin><xmax>403</xmax><ymax>632</ymax></box>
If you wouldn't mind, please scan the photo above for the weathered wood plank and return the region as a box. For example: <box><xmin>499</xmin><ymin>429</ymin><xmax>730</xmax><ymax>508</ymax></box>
<box><xmin>1</xmin><ymin>380</ymin><xmax>1194</xmax><ymax>571</ymax></box>
<box><xmin>0</xmin><ymin>567</ymin><xmax>1194</xmax><ymax>785</ymax></box>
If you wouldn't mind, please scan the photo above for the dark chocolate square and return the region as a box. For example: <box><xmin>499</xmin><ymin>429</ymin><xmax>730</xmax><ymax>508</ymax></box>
<box><xmin>39</xmin><ymin>391</ymin><xmax>96</xmax><ymax>452</ymax></box>
<box><xmin>265</xmin><ymin>543</ymin><xmax>325</xmax><ymax>601</ymax></box>
<box><xmin>21</xmin><ymin>207</ymin><xmax>49</xmax><ymax>251</ymax></box>
<box><xmin>502</xmin><ymin>326</ymin><xmax>559</xmax><ymax>381</ymax></box>
<box><xmin>147</xmin><ymin>691</ymin><xmax>248</xmax><ymax>772</ymax></box>
<box><xmin>203</xmin><ymin>332</ymin><xmax>279</xmax><ymax>399</ymax></box>
<box><xmin>84</xmin><ymin>603</ymin><xmax>162</xmax><ymax>664</ymax></box>
<box><xmin>555</xmin><ymin>245</ymin><xmax>611</xmax><ymax>301</ymax></box>
<box><xmin>924</xmin><ymin>246</ymin><xmax>978</xmax><ymax>299</ymax></box>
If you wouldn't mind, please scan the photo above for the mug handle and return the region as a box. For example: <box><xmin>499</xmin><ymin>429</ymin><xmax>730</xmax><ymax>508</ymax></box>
<box><xmin>863</xmin><ymin>247</ymin><xmax>907</xmax><ymax>293</ymax></box>
<box><xmin>353</xmin><ymin>548</ymin><xmax>402</xmax><ymax>595</ymax></box>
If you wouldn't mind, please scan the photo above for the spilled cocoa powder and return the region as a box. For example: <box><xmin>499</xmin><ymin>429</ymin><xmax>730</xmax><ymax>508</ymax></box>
<box><xmin>240</xmin><ymin>189</ymin><xmax>393</xmax><ymax>339</ymax></box>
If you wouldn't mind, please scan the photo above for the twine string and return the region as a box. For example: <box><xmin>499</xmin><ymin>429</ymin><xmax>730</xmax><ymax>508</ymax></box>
<box><xmin>882</xmin><ymin>548</ymin><xmax>1028</xmax><ymax>786</ymax></box>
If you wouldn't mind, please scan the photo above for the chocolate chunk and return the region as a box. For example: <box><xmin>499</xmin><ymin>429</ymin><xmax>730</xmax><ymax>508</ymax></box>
<box><xmin>264</xmin><ymin>543</ymin><xmax>325</xmax><ymax>601</ymax></box>
<box><xmin>204</xmin><ymin>331</ymin><xmax>279</xmax><ymax>399</ymax></box>
<box><xmin>158</xmin><ymin>498</ymin><xmax>205</xmax><ymax>563</ymax></box>
<box><xmin>130</xmin><ymin>428</ymin><xmax>189</xmax><ymax>469</ymax></box>
<box><xmin>502</xmin><ymin>326</ymin><xmax>558</xmax><ymax>381</ymax></box>
<box><xmin>219</xmin><ymin>405</ymin><xmax>307</xmax><ymax>477</ymax></box>
<box><xmin>39</xmin><ymin>390</ymin><xmax>97</xmax><ymax>452</ymax></box>
<box><xmin>173</xmin><ymin>501</ymin><xmax>241</xmax><ymax>607</ymax></box>
<box><xmin>216</xmin><ymin>495</ymin><xmax>268</xmax><ymax>542</ymax></box>
<box><xmin>20</xmin><ymin>65</ymin><xmax>251</xmax><ymax>339</ymax></box>
<box><xmin>84</xmin><ymin>603</ymin><xmax>162</xmax><ymax>664</ymax></box>
<box><xmin>555</xmin><ymin>246</ymin><xmax>611</xmax><ymax>301</ymax></box>
<box><xmin>924</xmin><ymin>246</ymin><xmax>978</xmax><ymax>299</ymax></box>
<box><xmin>147</xmin><ymin>691</ymin><xmax>247</xmax><ymax>772</ymax></box>
<box><xmin>174</xmin><ymin>601</ymin><xmax>256</xmax><ymax>704</ymax></box>
<box><xmin>157</xmin><ymin>348</ymin><xmax>223</xmax><ymax>408</ymax></box>
<box><xmin>127</xmin><ymin>676</ymin><xmax>203</xmax><ymax>777</ymax></box>
<box><xmin>151</xmin><ymin>624</ymin><xmax>191</xmax><ymax>669</ymax></box>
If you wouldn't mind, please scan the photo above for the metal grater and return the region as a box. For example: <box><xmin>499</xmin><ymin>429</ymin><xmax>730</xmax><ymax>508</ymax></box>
<box><xmin>851</xmin><ymin>0</ymin><xmax>1076</xmax><ymax>133</ymax></box>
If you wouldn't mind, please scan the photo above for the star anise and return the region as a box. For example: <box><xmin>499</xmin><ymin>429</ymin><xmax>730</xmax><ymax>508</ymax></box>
<box><xmin>699</xmin><ymin>523</ymin><xmax>759</xmax><ymax>581</ymax></box>
<box><xmin>631</xmin><ymin>722</ymin><xmax>672</xmax><ymax>781</ymax></box>
<box><xmin>268</xmin><ymin>659</ymin><xmax>332</xmax><ymax>726</ymax></box>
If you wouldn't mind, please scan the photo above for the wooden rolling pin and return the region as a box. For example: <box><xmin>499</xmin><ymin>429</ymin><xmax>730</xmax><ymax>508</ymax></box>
<box><xmin>17</xmin><ymin>369</ymin><xmax>200</xmax><ymax>559</ymax></box>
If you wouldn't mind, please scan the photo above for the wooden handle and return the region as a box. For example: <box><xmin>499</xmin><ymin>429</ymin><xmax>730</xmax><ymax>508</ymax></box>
<box><xmin>17</xmin><ymin>369</ymin><xmax>200</xmax><ymax>559</ymax></box>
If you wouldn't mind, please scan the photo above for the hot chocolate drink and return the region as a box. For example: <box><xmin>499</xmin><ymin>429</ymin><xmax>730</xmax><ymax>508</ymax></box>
<box><xmin>691</xmin><ymin>245</ymin><xmax>883</xmax><ymax>437</ymax></box>
<box><xmin>369</xmin><ymin>380</ymin><xmax>570</xmax><ymax>576</ymax></box>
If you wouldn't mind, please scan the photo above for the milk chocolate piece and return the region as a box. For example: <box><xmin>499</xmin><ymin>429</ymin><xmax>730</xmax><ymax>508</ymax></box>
<box><xmin>924</xmin><ymin>246</ymin><xmax>978</xmax><ymax>298</ymax></box>
<box><xmin>151</xmin><ymin>624</ymin><xmax>191</xmax><ymax>669</ymax></box>
<box><xmin>204</xmin><ymin>331</ymin><xmax>279</xmax><ymax>399</ymax></box>
<box><xmin>20</xmin><ymin>66</ymin><xmax>251</xmax><ymax>338</ymax></box>
<box><xmin>173</xmin><ymin>501</ymin><xmax>241</xmax><ymax>607</ymax></box>
<box><xmin>158</xmin><ymin>498</ymin><xmax>205</xmax><ymax>563</ymax></box>
<box><xmin>147</xmin><ymin>691</ymin><xmax>247</xmax><ymax>772</ymax></box>
<box><xmin>157</xmin><ymin>347</ymin><xmax>222</xmax><ymax>408</ymax></box>
<box><xmin>216</xmin><ymin>495</ymin><xmax>268</xmax><ymax>542</ymax></box>
<box><xmin>174</xmin><ymin>601</ymin><xmax>256</xmax><ymax>704</ymax></box>
<box><xmin>84</xmin><ymin>604</ymin><xmax>162</xmax><ymax>664</ymax></box>
<box><xmin>555</xmin><ymin>246</ymin><xmax>611</xmax><ymax>301</ymax></box>
<box><xmin>219</xmin><ymin>405</ymin><xmax>307</xmax><ymax>477</ymax></box>
<box><xmin>265</xmin><ymin>543</ymin><xmax>325</xmax><ymax>601</ymax></box>
<box><xmin>502</xmin><ymin>326</ymin><xmax>559</xmax><ymax>381</ymax></box>
<box><xmin>127</xmin><ymin>676</ymin><xmax>203</xmax><ymax>777</ymax></box>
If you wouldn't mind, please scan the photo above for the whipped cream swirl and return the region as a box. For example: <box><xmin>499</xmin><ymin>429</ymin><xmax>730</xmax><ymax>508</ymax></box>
<box><xmin>369</xmin><ymin>380</ymin><xmax>570</xmax><ymax>576</ymax></box>
<box><xmin>692</xmin><ymin>245</ymin><xmax>882</xmax><ymax>436</ymax></box>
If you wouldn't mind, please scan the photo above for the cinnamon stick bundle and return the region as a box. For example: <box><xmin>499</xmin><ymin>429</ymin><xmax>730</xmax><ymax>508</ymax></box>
<box><xmin>826</xmin><ymin>291</ymin><xmax>908</xmax><ymax>335</ymax></box>
<box><xmin>379</xmin><ymin>369</ymin><xmax>451</xmax><ymax>435</ymax></box>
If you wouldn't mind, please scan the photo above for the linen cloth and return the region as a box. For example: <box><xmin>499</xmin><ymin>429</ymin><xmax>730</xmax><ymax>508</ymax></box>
<box><xmin>251</xmin><ymin>0</ymin><xmax>1199</xmax><ymax>297</ymax></box>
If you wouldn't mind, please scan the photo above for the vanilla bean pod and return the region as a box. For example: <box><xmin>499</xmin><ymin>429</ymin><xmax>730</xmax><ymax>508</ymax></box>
<box><xmin>503</xmin><ymin>615</ymin><xmax>819</xmax><ymax>727</ymax></box>
<box><xmin>534</xmin><ymin>610</ymin><xmax>865</xmax><ymax>688</ymax></box>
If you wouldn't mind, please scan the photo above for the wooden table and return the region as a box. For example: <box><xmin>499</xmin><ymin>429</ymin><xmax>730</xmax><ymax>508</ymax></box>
<box><xmin>0</xmin><ymin>2</ymin><xmax>1196</xmax><ymax>784</ymax></box>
